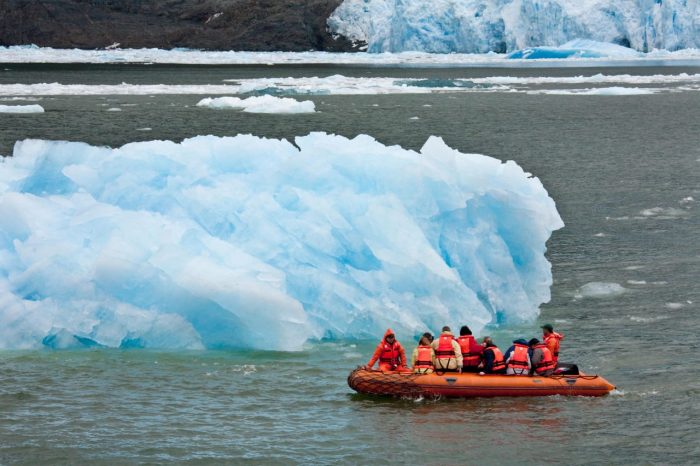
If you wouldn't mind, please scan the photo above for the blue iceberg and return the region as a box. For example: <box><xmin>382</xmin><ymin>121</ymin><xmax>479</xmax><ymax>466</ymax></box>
<box><xmin>0</xmin><ymin>133</ymin><xmax>563</xmax><ymax>350</ymax></box>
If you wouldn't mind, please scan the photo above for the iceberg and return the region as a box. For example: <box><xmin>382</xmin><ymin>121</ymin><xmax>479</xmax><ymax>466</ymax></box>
<box><xmin>0</xmin><ymin>104</ymin><xmax>44</xmax><ymax>114</ymax></box>
<box><xmin>329</xmin><ymin>0</ymin><xmax>700</xmax><ymax>53</ymax></box>
<box><xmin>0</xmin><ymin>133</ymin><xmax>563</xmax><ymax>350</ymax></box>
<box><xmin>196</xmin><ymin>95</ymin><xmax>316</xmax><ymax>113</ymax></box>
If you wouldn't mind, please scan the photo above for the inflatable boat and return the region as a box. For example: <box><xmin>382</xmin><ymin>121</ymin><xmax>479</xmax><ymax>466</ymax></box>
<box><xmin>347</xmin><ymin>368</ymin><xmax>615</xmax><ymax>398</ymax></box>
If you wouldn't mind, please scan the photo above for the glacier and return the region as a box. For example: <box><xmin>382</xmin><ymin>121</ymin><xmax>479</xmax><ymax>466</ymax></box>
<box><xmin>328</xmin><ymin>0</ymin><xmax>700</xmax><ymax>53</ymax></box>
<box><xmin>0</xmin><ymin>133</ymin><xmax>563</xmax><ymax>351</ymax></box>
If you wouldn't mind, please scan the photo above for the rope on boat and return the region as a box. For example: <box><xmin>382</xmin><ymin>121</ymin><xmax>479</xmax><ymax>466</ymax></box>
<box><xmin>348</xmin><ymin>368</ymin><xmax>426</xmax><ymax>398</ymax></box>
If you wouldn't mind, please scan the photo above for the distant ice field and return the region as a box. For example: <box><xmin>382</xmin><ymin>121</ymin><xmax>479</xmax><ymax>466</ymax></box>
<box><xmin>1</xmin><ymin>72</ymin><xmax>699</xmax><ymax>96</ymax></box>
<box><xmin>2</xmin><ymin>44</ymin><xmax>700</xmax><ymax>67</ymax></box>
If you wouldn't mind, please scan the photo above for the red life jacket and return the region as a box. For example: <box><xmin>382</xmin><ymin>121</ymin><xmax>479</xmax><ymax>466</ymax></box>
<box><xmin>486</xmin><ymin>346</ymin><xmax>506</xmax><ymax>372</ymax></box>
<box><xmin>379</xmin><ymin>342</ymin><xmax>400</xmax><ymax>366</ymax></box>
<box><xmin>457</xmin><ymin>335</ymin><xmax>482</xmax><ymax>367</ymax></box>
<box><xmin>414</xmin><ymin>345</ymin><xmax>433</xmax><ymax>369</ymax></box>
<box><xmin>507</xmin><ymin>343</ymin><xmax>529</xmax><ymax>372</ymax></box>
<box><xmin>435</xmin><ymin>334</ymin><xmax>456</xmax><ymax>360</ymax></box>
<box><xmin>534</xmin><ymin>343</ymin><xmax>555</xmax><ymax>374</ymax></box>
<box><xmin>544</xmin><ymin>332</ymin><xmax>563</xmax><ymax>360</ymax></box>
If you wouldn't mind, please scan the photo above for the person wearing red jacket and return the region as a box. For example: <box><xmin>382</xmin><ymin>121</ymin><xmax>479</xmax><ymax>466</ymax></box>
<box><xmin>456</xmin><ymin>325</ymin><xmax>483</xmax><ymax>372</ymax></box>
<box><xmin>365</xmin><ymin>328</ymin><xmax>407</xmax><ymax>372</ymax></box>
<box><xmin>542</xmin><ymin>323</ymin><xmax>564</xmax><ymax>364</ymax></box>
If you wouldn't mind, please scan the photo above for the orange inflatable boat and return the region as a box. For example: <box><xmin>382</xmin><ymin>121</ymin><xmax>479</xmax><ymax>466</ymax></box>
<box><xmin>348</xmin><ymin>368</ymin><xmax>615</xmax><ymax>398</ymax></box>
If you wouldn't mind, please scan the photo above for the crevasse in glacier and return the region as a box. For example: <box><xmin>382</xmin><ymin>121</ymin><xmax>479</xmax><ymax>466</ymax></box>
<box><xmin>328</xmin><ymin>0</ymin><xmax>700</xmax><ymax>53</ymax></box>
<box><xmin>0</xmin><ymin>134</ymin><xmax>563</xmax><ymax>350</ymax></box>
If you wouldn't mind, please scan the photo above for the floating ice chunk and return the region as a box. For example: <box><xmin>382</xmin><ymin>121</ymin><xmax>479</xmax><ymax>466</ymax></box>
<box><xmin>626</xmin><ymin>280</ymin><xmax>646</xmax><ymax>285</ymax></box>
<box><xmin>196</xmin><ymin>95</ymin><xmax>315</xmax><ymax>113</ymax></box>
<box><xmin>106</xmin><ymin>107</ymin><xmax>122</xmax><ymax>112</ymax></box>
<box><xmin>665</xmin><ymin>302</ymin><xmax>685</xmax><ymax>310</ymax></box>
<box><xmin>639</xmin><ymin>207</ymin><xmax>689</xmax><ymax>219</ymax></box>
<box><xmin>0</xmin><ymin>133</ymin><xmax>562</xmax><ymax>350</ymax></box>
<box><xmin>576</xmin><ymin>282</ymin><xmax>627</xmax><ymax>298</ymax></box>
<box><xmin>530</xmin><ymin>87</ymin><xmax>658</xmax><ymax>96</ymax></box>
<box><xmin>0</xmin><ymin>104</ymin><xmax>44</xmax><ymax>113</ymax></box>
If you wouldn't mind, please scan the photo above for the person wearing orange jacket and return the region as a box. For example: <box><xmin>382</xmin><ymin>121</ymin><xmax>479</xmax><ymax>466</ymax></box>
<box><xmin>480</xmin><ymin>337</ymin><xmax>506</xmax><ymax>374</ymax></box>
<box><xmin>504</xmin><ymin>338</ymin><xmax>531</xmax><ymax>375</ymax></box>
<box><xmin>365</xmin><ymin>328</ymin><xmax>407</xmax><ymax>372</ymax></box>
<box><xmin>456</xmin><ymin>325</ymin><xmax>483</xmax><ymax>373</ymax></box>
<box><xmin>410</xmin><ymin>333</ymin><xmax>436</xmax><ymax>374</ymax></box>
<box><xmin>431</xmin><ymin>326</ymin><xmax>463</xmax><ymax>372</ymax></box>
<box><xmin>529</xmin><ymin>338</ymin><xmax>556</xmax><ymax>376</ymax></box>
<box><xmin>542</xmin><ymin>323</ymin><xmax>564</xmax><ymax>364</ymax></box>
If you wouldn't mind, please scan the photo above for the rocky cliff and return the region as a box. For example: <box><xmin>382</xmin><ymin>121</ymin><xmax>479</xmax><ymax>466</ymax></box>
<box><xmin>0</xmin><ymin>0</ymin><xmax>359</xmax><ymax>51</ymax></box>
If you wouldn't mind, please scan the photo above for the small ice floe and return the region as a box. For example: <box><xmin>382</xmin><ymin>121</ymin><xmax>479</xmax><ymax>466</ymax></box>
<box><xmin>422</xmin><ymin>104</ymin><xmax>432</xmax><ymax>107</ymax></box>
<box><xmin>529</xmin><ymin>87</ymin><xmax>659</xmax><ymax>96</ymax></box>
<box><xmin>409</xmin><ymin>116</ymin><xmax>420</xmax><ymax>120</ymax></box>
<box><xmin>623</xmin><ymin>265</ymin><xmax>644</xmax><ymax>270</ymax></box>
<box><xmin>679</xmin><ymin>196</ymin><xmax>694</xmax><ymax>205</ymax></box>
<box><xmin>665</xmin><ymin>302</ymin><xmax>686</xmax><ymax>310</ymax></box>
<box><xmin>639</xmin><ymin>207</ymin><xmax>689</xmax><ymax>219</ymax></box>
<box><xmin>626</xmin><ymin>280</ymin><xmax>646</xmax><ymax>285</ymax></box>
<box><xmin>106</xmin><ymin>107</ymin><xmax>122</xmax><ymax>112</ymax></box>
<box><xmin>0</xmin><ymin>104</ymin><xmax>44</xmax><ymax>113</ymax></box>
<box><xmin>629</xmin><ymin>315</ymin><xmax>665</xmax><ymax>323</ymax></box>
<box><xmin>0</xmin><ymin>96</ymin><xmax>42</xmax><ymax>101</ymax></box>
<box><xmin>593</xmin><ymin>232</ymin><xmax>606</xmax><ymax>237</ymax></box>
<box><xmin>196</xmin><ymin>95</ymin><xmax>315</xmax><ymax>113</ymax></box>
<box><xmin>135</xmin><ymin>127</ymin><xmax>152</xmax><ymax>131</ymax></box>
<box><xmin>575</xmin><ymin>282</ymin><xmax>627</xmax><ymax>299</ymax></box>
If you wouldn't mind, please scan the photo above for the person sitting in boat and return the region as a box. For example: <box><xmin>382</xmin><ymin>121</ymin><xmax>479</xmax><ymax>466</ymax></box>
<box><xmin>411</xmin><ymin>333</ymin><xmax>436</xmax><ymax>374</ymax></box>
<box><xmin>528</xmin><ymin>338</ymin><xmax>556</xmax><ymax>376</ymax></box>
<box><xmin>504</xmin><ymin>338</ymin><xmax>531</xmax><ymax>376</ymax></box>
<box><xmin>431</xmin><ymin>326</ymin><xmax>463</xmax><ymax>373</ymax></box>
<box><xmin>541</xmin><ymin>323</ymin><xmax>564</xmax><ymax>365</ymax></box>
<box><xmin>365</xmin><ymin>328</ymin><xmax>407</xmax><ymax>372</ymax></box>
<box><xmin>456</xmin><ymin>325</ymin><xmax>483</xmax><ymax>373</ymax></box>
<box><xmin>479</xmin><ymin>337</ymin><xmax>506</xmax><ymax>374</ymax></box>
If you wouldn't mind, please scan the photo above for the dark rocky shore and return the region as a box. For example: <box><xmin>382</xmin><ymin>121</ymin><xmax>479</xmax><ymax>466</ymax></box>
<box><xmin>0</xmin><ymin>0</ymin><xmax>360</xmax><ymax>51</ymax></box>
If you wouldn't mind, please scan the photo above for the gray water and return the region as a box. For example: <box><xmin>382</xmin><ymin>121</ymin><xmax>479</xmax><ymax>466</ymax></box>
<box><xmin>1</xmin><ymin>63</ymin><xmax>699</xmax><ymax>464</ymax></box>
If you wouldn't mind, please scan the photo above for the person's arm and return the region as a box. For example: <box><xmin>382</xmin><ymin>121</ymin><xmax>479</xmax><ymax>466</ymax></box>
<box><xmin>530</xmin><ymin>349</ymin><xmax>542</xmax><ymax>374</ymax></box>
<box><xmin>452</xmin><ymin>340</ymin><xmax>463</xmax><ymax>370</ymax></box>
<box><xmin>483</xmin><ymin>349</ymin><xmax>494</xmax><ymax>372</ymax></box>
<box><xmin>366</xmin><ymin>343</ymin><xmax>383</xmax><ymax>368</ymax></box>
<box><xmin>398</xmin><ymin>344</ymin><xmax>407</xmax><ymax>368</ymax></box>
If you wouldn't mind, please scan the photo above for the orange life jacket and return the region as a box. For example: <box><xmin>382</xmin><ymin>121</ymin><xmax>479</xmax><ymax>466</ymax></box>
<box><xmin>544</xmin><ymin>332</ymin><xmax>563</xmax><ymax>361</ymax></box>
<box><xmin>414</xmin><ymin>345</ymin><xmax>433</xmax><ymax>369</ymax></box>
<box><xmin>486</xmin><ymin>346</ymin><xmax>506</xmax><ymax>372</ymax></box>
<box><xmin>457</xmin><ymin>335</ymin><xmax>481</xmax><ymax>367</ymax></box>
<box><xmin>379</xmin><ymin>342</ymin><xmax>400</xmax><ymax>366</ymax></box>
<box><xmin>534</xmin><ymin>343</ymin><xmax>556</xmax><ymax>374</ymax></box>
<box><xmin>435</xmin><ymin>334</ymin><xmax>456</xmax><ymax>360</ymax></box>
<box><xmin>507</xmin><ymin>343</ymin><xmax>529</xmax><ymax>372</ymax></box>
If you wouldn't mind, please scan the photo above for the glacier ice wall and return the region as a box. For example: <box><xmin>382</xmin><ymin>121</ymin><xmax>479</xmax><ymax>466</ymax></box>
<box><xmin>0</xmin><ymin>134</ymin><xmax>563</xmax><ymax>350</ymax></box>
<box><xmin>328</xmin><ymin>0</ymin><xmax>700</xmax><ymax>53</ymax></box>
